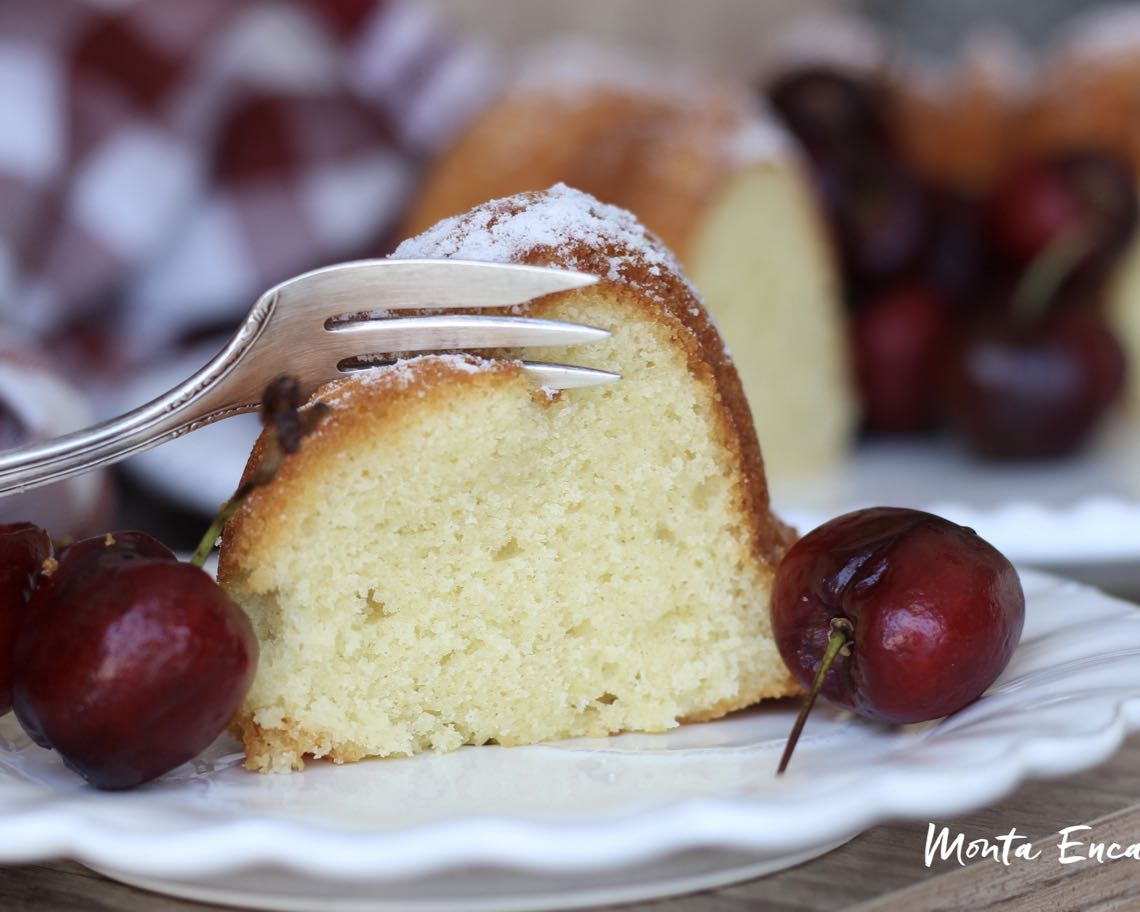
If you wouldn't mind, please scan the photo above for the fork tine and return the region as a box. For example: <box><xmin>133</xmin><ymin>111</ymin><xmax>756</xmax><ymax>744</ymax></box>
<box><xmin>273</xmin><ymin>260</ymin><xmax>600</xmax><ymax>321</ymax></box>
<box><xmin>324</xmin><ymin>314</ymin><xmax>610</xmax><ymax>352</ymax></box>
<box><xmin>337</xmin><ymin>360</ymin><xmax>621</xmax><ymax>390</ymax></box>
<box><xmin>519</xmin><ymin>362</ymin><xmax>621</xmax><ymax>389</ymax></box>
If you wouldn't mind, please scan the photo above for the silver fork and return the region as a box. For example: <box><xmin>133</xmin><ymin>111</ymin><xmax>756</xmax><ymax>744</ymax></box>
<box><xmin>0</xmin><ymin>259</ymin><xmax>617</xmax><ymax>496</ymax></box>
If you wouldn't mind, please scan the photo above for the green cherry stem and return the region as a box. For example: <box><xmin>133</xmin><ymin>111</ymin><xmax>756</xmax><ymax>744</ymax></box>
<box><xmin>189</xmin><ymin>494</ymin><xmax>244</xmax><ymax>569</ymax></box>
<box><xmin>777</xmin><ymin>617</ymin><xmax>854</xmax><ymax>775</ymax></box>
<box><xmin>1010</xmin><ymin>226</ymin><xmax>1092</xmax><ymax>325</ymax></box>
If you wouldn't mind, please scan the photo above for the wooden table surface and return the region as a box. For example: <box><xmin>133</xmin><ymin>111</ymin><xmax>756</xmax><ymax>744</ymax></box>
<box><xmin>4</xmin><ymin>484</ymin><xmax>1139</xmax><ymax>911</ymax></box>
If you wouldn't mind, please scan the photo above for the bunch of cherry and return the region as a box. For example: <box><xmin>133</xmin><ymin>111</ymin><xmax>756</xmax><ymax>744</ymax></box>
<box><xmin>0</xmin><ymin>378</ymin><xmax>325</xmax><ymax>790</ymax></box>
<box><xmin>0</xmin><ymin>525</ymin><xmax>256</xmax><ymax>789</ymax></box>
<box><xmin>767</xmin><ymin>67</ymin><xmax>1138</xmax><ymax>459</ymax></box>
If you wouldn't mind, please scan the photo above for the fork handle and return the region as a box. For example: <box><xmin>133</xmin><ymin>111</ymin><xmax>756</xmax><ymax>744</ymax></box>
<box><xmin>0</xmin><ymin>342</ymin><xmax>257</xmax><ymax>499</ymax></box>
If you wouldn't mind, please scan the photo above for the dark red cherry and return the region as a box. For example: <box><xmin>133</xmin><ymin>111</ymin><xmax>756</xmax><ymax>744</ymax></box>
<box><xmin>988</xmin><ymin>151</ymin><xmax>1138</xmax><ymax>280</ymax></box>
<box><xmin>1058</xmin><ymin>150</ymin><xmax>1139</xmax><ymax>288</ymax></box>
<box><xmin>853</xmin><ymin>283</ymin><xmax>951</xmax><ymax>434</ymax></box>
<box><xmin>13</xmin><ymin>531</ymin><xmax>178</xmax><ymax>749</ymax></box>
<box><xmin>0</xmin><ymin>523</ymin><xmax>52</xmax><ymax>716</ymax></box>
<box><xmin>989</xmin><ymin>159</ymin><xmax>1085</xmax><ymax>265</ymax></box>
<box><xmin>771</xmin><ymin>508</ymin><xmax>1025</xmax><ymax>771</ymax></box>
<box><xmin>920</xmin><ymin>188</ymin><xmax>993</xmax><ymax>308</ymax></box>
<box><xmin>767</xmin><ymin>67</ymin><xmax>889</xmax><ymax>157</ymax></box>
<box><xmin>12</xmin><ymin>556</ymin><xmax>257</xmax><ymax>790</ymax></box>
<box><xmin>55</xmin><ymin>530</ymin><xmax>174</xmax><ymax>576</ymax></box>
<box><xmin>817</xmin><ymin>153</ymin><xmax>930</xmax><ymax>283</ymax></box>
<box><xmin>24</xmin><ymin>531</ymin><xmax>177</xmax><ymax>626</ymax></box>
<box><xmin>942</xmin><ymin>310</ymin><xmax>1126</xmax><ymax>460</ymax></box>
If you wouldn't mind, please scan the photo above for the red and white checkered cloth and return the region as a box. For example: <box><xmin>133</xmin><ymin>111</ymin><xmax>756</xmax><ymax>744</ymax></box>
<box><xmin>0</xmin><ymin>0</ymin><xmax>497</xmax><ymax>373</ymax></box>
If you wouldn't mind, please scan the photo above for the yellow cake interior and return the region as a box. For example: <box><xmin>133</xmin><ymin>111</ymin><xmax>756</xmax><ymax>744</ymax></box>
<box><xmin>223</xmin><ymin>314</ymin><xmax>795</xmax><ymax>772</ymax></box>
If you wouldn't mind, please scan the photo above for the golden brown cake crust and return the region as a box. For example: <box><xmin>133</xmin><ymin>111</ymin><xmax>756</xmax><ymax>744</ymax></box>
<box><xmin>1019</xmin><ymin>13</ymin><xmax>1140</xmax><ymax>172</ymax></box>
<box><xmin>882</xmin><ymin>16</ymin><xmax>1140</xmax><ymax>189</ymax></box>
<box><xmin>390</xmin><ymin>184</ymin><xmax>794</xmax><ymax>564</ymax></box>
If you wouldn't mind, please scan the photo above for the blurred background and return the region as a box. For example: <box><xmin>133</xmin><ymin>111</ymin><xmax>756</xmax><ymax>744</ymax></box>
<box><xmin>434</xmin><ymin>0</ymin><xmax>1116</xmax><ymax>69</ymax></box>
<box><xmin>0</xmin><ymin>0</ymin><xmax>1138</xmax><ymax>594</ymax></box>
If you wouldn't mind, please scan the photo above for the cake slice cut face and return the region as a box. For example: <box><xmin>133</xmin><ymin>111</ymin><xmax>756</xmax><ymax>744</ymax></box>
<box><xmin>219</xmin><ymin>185</ymin><xmax>798</xmax><ymax>772</ymax></box>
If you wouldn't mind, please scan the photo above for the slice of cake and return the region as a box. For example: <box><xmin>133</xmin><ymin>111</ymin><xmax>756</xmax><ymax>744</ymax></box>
<box><xmin>218</xmin><ymin>185</ymin><xmax>799</xmax><ymax>772</ymax></box>
<box><xmin>399</xmin><ymin>46</ymin><xmax>855</xmax><ymax>480</ymax></box>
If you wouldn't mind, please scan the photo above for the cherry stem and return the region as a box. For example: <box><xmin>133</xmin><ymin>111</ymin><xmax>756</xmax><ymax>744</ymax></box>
<box><xmin>777</xmin><ymin>617</ymin><xmax>853</xmax><ymax>775</ymax></box>
<box><xmin>187</xmin><ymin>375</ymin><xmax>328</xmax><ymax>571</ymax></box>
<box><xmin>1011</xmin><ymin>226</ymin><xmax>1092</xmax><ymax>324</ymax></box>
<box><xmin>189</xmin><ymin>494</ymin><xmax>244</xmax><ymax>569</ymax></box>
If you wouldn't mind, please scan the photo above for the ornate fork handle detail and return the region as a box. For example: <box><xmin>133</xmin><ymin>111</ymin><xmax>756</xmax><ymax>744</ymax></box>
<box><xmin>0</xmin><ymin>294</ymin><xmax>279</xmax><ymax>497</ymax></box>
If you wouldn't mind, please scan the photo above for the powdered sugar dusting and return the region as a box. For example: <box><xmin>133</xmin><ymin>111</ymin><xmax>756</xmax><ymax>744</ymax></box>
<box><xmin>392</xmin><ymin>183</ymin><xmax>698</xmax><ymax>302</ymax></box>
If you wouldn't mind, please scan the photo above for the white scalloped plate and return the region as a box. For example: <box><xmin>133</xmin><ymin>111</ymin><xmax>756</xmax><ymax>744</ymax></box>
<box><xmin>1</xmin><ymin>570</ymin><xmax>1139</xmax><ymax>911</ymax></box>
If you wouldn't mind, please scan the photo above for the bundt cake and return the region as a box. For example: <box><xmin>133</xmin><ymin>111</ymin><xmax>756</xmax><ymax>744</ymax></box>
<box><xmin>219</xmin><ymin>185</ymin><xmax>799</xmax><ymax>773</ymax></box>
<box><xmin>891</xmin><ymin>29</ymin><xmax>1033</xmax><ymax>194</ymax></box>
<box><xmin>399</xmin><ymin>46</ymin><xmax>855</xmax><ymax>480</ymax></box>
<box><xmin>1024</xmin><ymin>5</ymin><xmax>1140</xmax><ymax>169</ymax></box>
